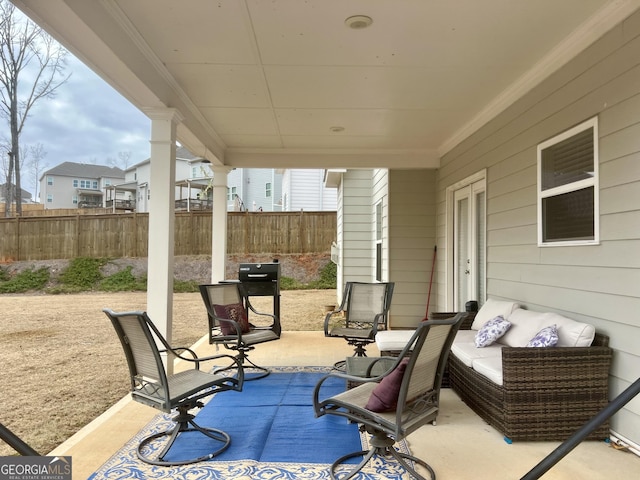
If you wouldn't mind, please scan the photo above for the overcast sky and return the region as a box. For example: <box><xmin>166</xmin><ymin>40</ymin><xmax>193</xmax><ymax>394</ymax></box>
<box><xmin>17</xmin><ymin>54</ymin><xmax>152</xmax><ymax>198</ymax></box>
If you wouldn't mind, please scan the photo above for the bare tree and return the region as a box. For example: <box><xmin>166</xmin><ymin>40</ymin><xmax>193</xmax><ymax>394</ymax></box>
<box><xmin>23</xmin><ymin>141</ymin><xmax>46</xmax><ymax>201</ymax></box>
<box><xmin>117</xmin><ymin>150</ymin><xmax>131</xmax><ymax>169</ymax></box>
<box><xmin>0</xmin><ymin>1</ymin><xmax>68</xmax><ymax>216</ymax></box>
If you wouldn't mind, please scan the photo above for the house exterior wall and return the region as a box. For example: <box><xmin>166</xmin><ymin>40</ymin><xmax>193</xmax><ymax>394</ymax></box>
<box><xmin>338</xmin><ymin>169</ymin><xmax>375</xmax><ymax>293</ymax></box>
<box><xmin>39</xmin><ymin>174</ymin><xmax>74</xmax><ymax>208</ymax></box>
<box><xmin>388</xmin><ymin>169</ymin><xmax>437</xmax><ymax>328</ymax></box>
<box><xmin>228</xmin><ymin>168</ymin><xmax>282</xmax><ymax>211</ymax></box>
<box><xmin>40</xmin><ymin>172</ymin><xmax>124</xmax><ymax>209</ymax></box>
<box><xmin>335</xmin><ymin>173</ymin><xmax>344</xmax><ymax>298</ymax></box>
<box><xmin>372</xmin><ymin>168</ymin><xmax>389</xmax><ymax>281</ymax></box>
<box><xmin>281</xmin><ymin>169</ymin><xmax>337</xmax><ymax>211</ymax></box>
<box><xmin>435</xmin><ymin>10</ymin><xmax>640</xmax><ymax>446</ymax></box>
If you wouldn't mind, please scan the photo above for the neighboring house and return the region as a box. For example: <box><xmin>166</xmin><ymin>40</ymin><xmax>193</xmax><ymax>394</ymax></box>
<box><xmin>280</xmin><ymin>169</ymin><xmax>337</xmax><ymax>211</ymax></box>
<box><xmin>229</xmin><ymin>168</ymin><xmax>336</xmax><ymax>212</ymax></box>
<box><xmin>227</xmin><ymin>168</ymin><xmax>282</xmax><ymax>212</ymax></box>
<box><xmin>39</xmin><ymin>162</ymin><xmax>125</xmax><ymax>209</ymax></box>
<box><xmin>0</xmin><ymin>183</ymin><xmax>33</xmax><ymax>204</ymax></box>
<box><xmin>122</xmin><ymin>146</ymin><xmax>210</xmax><ymax>212</ymax></box>
<box><xmin>123</xmin><ymin>147</ymin><xmax>333</xmax><ymax>213</ymax></box>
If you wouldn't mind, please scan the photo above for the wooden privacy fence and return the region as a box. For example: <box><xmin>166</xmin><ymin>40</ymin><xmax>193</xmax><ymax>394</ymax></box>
<box><xmin>0</xmin><ymin>211</ymin><xmax>336</xmax><ymax>261</ymax></box>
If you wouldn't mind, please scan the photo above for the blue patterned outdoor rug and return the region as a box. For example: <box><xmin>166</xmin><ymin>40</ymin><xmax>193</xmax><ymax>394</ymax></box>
<box><xmin>90</xmin><ymin>366</ymin><xmax>413</xmax><ymax>479</ymax></box>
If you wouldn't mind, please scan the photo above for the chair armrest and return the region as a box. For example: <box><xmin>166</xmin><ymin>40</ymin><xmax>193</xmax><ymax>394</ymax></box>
<box><xmin>164</xmin><ymin>345</ymin><xmax>243</xmax><ymax>373</ymax></box>
<box><xmin>312</xmin><ymin>370</ymin><xmax>381</xmax><ymax>413</ymax></box>
<box><xmin>324</xmin><ymin>309</ymin><xmax>345</xmax><ymax>335</ymax></box>
<box><xmin>246</xmin><ymin>297</ymin><xmax>277</xmax><ymax>323</ymax></box>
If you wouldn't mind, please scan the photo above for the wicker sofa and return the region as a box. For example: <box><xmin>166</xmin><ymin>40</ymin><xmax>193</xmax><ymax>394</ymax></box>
<box><xmin>376</xmin><ymin>301</ymin><xmax>613</xmax><ymax>442</ymax></box>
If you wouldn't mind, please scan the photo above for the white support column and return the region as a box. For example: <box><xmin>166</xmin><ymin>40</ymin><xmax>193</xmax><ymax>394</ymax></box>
<box><xmin>210</xmin><ymin>166</ymin><xmax>231</xmax><ymax>283</ymax></box>
<box><xmin>143</xmin><ymin>108</ymin><xmax>183</xmax><ymax>361</ymax></box>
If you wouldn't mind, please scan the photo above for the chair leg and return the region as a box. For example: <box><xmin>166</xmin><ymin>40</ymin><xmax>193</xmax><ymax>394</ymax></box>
<box><xmin>332</xmin><ymin>339</ymin><xmax>372</xmax><ymax>371</ymax></box>
<box><xmin>213</xmin><ymin>346</ymin><xmax>270</xmax><ymax>380</ymax></box>
<box><xmin>329</xmin><ymin>430</ymin><xmax>435</xmax><ymax>480</ymax></box>
<box><xmin>137</xmin><ymin>406</ymin><xmax>231</xmax><ymax>466</ymax></box>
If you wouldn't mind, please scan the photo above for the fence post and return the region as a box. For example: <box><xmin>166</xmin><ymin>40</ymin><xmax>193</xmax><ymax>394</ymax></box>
<box><xmin>75</xmin><ymin>215</ymin><xmax>80</xmax><ymax>257</ymax></box>
<box><xmin>299</xmin><ymin>210</ymin><xmax>307</xmax><ymax>253</ymax></box>
<box><xmin>16</xmin><ymin>216</ymin><xmax>21</xmax><ymax>261</ymax></box>
<box><xmin>133</xmin><ymin>213</ymin><xmax>138</xmax><ymax>258</ymax></box>
<box><xmin>244</xmin><ymin>211</ymin><xmax>250</xmax><ymax>255</ymax></box>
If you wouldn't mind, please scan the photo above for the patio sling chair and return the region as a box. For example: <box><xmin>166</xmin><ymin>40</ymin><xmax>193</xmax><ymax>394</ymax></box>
<box><xmin>324</xmin><ymin>282</ymin><xmax>394</xmax><ymax>364</ymax></box>
<box><xmin>103</xmin><ymin>309</ymin><xmax>244</xmax><ymax>467</ymax></box>
<box><xmin>313</xmin><ymin>313</ymin><xmax>465</xmax><ymax>480</ymax></box>
<box><xmin>199</xmin><ymin>282</ymin><xmax>280</xmax><ymax>380</ymax></box>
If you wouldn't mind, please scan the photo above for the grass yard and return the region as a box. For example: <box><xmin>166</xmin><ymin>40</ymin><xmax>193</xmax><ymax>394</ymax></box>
<box><xmin>0</xmin><ymin>289</ymin><xmax>335</xmax><ymax>456</ymax></box>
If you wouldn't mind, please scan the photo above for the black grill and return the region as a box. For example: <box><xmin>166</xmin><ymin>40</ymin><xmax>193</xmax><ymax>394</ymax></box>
<box><xmin>238</xmin><ymin>262</ymin><xmax>281</xmax><ymax>332</ymax></box>
<box><xmin>238</xmin><ymin>262</ymin><xmax>280</xmax><ymax>283</ymax></box>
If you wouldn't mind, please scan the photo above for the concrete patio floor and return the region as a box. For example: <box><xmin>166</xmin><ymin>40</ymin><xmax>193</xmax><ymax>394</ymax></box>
<box><xmin>50</xmin><ymin>331</ymin><xmax>639</xmax><ymax>479</ymax></box>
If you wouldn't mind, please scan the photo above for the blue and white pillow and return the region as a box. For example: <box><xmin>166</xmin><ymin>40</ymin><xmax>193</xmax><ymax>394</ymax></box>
<box><xmin>527</xmin><ymin>324</ymin><xmax>559</xmax><ymax>348</ymax></box>
<box><xmin>475</xmin><ymin>315</ymin><xmax>511</xmax><ymax>348</ymax></box>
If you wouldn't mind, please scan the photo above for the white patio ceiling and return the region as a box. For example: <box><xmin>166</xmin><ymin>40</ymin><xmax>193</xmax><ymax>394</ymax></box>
<box><xmin>12</xmin><ymin>0</ymin><xmax>640</xmax><ymax>169</ymax></box>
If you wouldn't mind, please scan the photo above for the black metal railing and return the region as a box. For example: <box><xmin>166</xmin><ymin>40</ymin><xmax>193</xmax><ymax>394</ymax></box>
<box><xmin>105</xmin><ymin>199</ymin><xmax>136</xmax><ymax>210</ymax></box>
<box><xmin>175</xmin><ymin>198</ymin><xmax>212</xmax><ymax>211</ymax></box>
<box><xmin>521</xmin><ymin>377</ymin><xmax>640</xmax><ymax>480</ymax></box>
<box><xmin>0</xmin><ymin>422</ymin><xmax>40</xmax><ymax>456</ymax></box>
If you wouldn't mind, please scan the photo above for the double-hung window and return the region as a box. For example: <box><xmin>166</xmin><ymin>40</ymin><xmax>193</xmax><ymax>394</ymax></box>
<box><xmin>537</xmin><ymin>117</ymin><xmax>599</xmax><ymax>245</ymax></box>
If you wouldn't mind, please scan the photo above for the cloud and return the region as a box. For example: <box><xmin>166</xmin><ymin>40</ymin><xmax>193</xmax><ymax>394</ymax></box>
<box><xmin>21</xmin><ymin>55</ymin><xmax>150</xmax><ymax>169</ymax></box>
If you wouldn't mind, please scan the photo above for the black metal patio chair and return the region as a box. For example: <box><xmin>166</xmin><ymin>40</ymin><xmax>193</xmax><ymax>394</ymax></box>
<box><xmin>199</xmin><ymin>282</ymin><xmax>280</xmax><ymax>380</ymax></box>
<box><xmin>103</xmin><ymin>308</ymin><xmax>244</xmax><ymax>466</ymax></box>
<box><xmin>313</xmin><ymin>313</ymin><xmax>465</xmax><ymax>479</ymax></box>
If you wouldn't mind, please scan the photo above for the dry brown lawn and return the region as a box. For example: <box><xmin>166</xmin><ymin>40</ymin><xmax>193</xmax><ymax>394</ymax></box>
<box><xmin>0</xmin><ymin>289</ymin><xmax>336</xmax><ymax>456</ymax></box>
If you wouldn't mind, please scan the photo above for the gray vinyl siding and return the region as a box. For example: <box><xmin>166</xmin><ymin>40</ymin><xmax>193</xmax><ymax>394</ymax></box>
<box><xmin>388</xmin><ymin>169</ymin><xmax>437</xmax><ymax>328</ymax></box>
<box><xmin>280</xmin><ymin>169</ymin><xmax>337</xmax><ymax>211</ymax></box>
<box><xmin>340</xmin><ymin>170</ymin><xmax>374</xmax><ymax>285</ymax></box>
<box><xmin>436</xmin><ymin>10</ymin><xmax>640</xmax><ymax>445</ymax></box>
<box><xmin>285</xmin><ymin>169</ymin><xmax>337</xmax><ymax>211</ymax></box>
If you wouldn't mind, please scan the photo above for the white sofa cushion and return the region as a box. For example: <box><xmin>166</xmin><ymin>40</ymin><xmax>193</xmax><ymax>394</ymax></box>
<box><xmin>472</xmin><ymin>356</ymin><xmax>504</xmax><ymax>386</ymax></box>
<box><xmin>451</xmin><ymin>338</ymin><xmax>502</xmax><ymax>368</ymax></box>
<box><xmin>546</xmin><ymin>312</ymin><xmax>595</xmax><ymax>347</ymax></box>
<box><xmin>500</xmin><ymin>308</ymin><xmax>548</xmax><ymax>347</ymax></box>
<box><xmin>500</xmin><ymin>308</ymin><xmax>595</xmax><ymax>348</ymax></box>
<box><xmin>375</xmin><ymin>330</ymin><xmax>414</xmax><ymax>352</ymax></box>
<box><xmin>471</xmin><ymin>298</ymin><xmax>519</xmax><ymax>330</ymax></box>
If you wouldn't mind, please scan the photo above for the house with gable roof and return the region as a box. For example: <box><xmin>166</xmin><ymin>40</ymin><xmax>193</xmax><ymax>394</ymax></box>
<box><xmin>39</xmin><ymin>162</ymin><xmax>125</xmax><ymax>209</ymax></box>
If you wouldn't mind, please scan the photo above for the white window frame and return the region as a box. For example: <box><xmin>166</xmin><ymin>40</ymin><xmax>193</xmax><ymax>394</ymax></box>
<box><xmin>375</xmin><ymin>201</ymin><xmax>383</xmax><ymax>282</ymax></box>
<box><xmin>537</xmin><ymin>117</ymin><xmax>599</xmax><ymax>246</ymax></box>
<box><xmin>265</xmin><ymin>182</ymin><xmax>272</xmax><ymax>198</ymax></box>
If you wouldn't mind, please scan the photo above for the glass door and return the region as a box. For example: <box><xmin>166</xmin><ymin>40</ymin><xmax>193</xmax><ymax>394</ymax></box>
<box><xmin>453</xmin><ymin>179</ymin><xmax>486</xmax><ymax>310</ymax></box>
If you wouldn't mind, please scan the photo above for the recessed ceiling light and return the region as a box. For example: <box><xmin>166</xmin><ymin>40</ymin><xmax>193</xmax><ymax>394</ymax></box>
<box><xmin>329</xmin><ymin>126</ymin><xmax>345</xmax><ymax>133</ymax></box>
<box><xmin>345</xmin><ymin>15</ymin><xmax>373</xmax><ymax>29</ymax></box>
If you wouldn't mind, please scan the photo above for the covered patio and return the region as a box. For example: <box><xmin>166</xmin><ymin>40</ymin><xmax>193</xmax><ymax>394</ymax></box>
<box><xmin>9</xmin><ymin>0</ymin><xmax>640</xmax><ymax>474</ymax></box>
<box><xmin>49</xmin><ymin>331</ymin><xmax>638</xmax><ymax>479</ymax></box>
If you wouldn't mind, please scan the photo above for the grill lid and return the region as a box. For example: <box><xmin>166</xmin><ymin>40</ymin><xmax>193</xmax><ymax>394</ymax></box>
<box><xmin>238</xmin><ymin>262</ymin><xmax>280</xmax><ymax>282</ymax></box>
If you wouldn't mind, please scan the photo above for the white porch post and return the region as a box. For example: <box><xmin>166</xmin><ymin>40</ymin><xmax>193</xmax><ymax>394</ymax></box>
<box><xmin>144</xmin><ymin>108</ymin><xmax>183</xmax><ymax>364</ymax></box>
<box><xmin>210</xmin><ymin>167</ymin><xmax>230</xmax><ymax>283</ymax></box>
